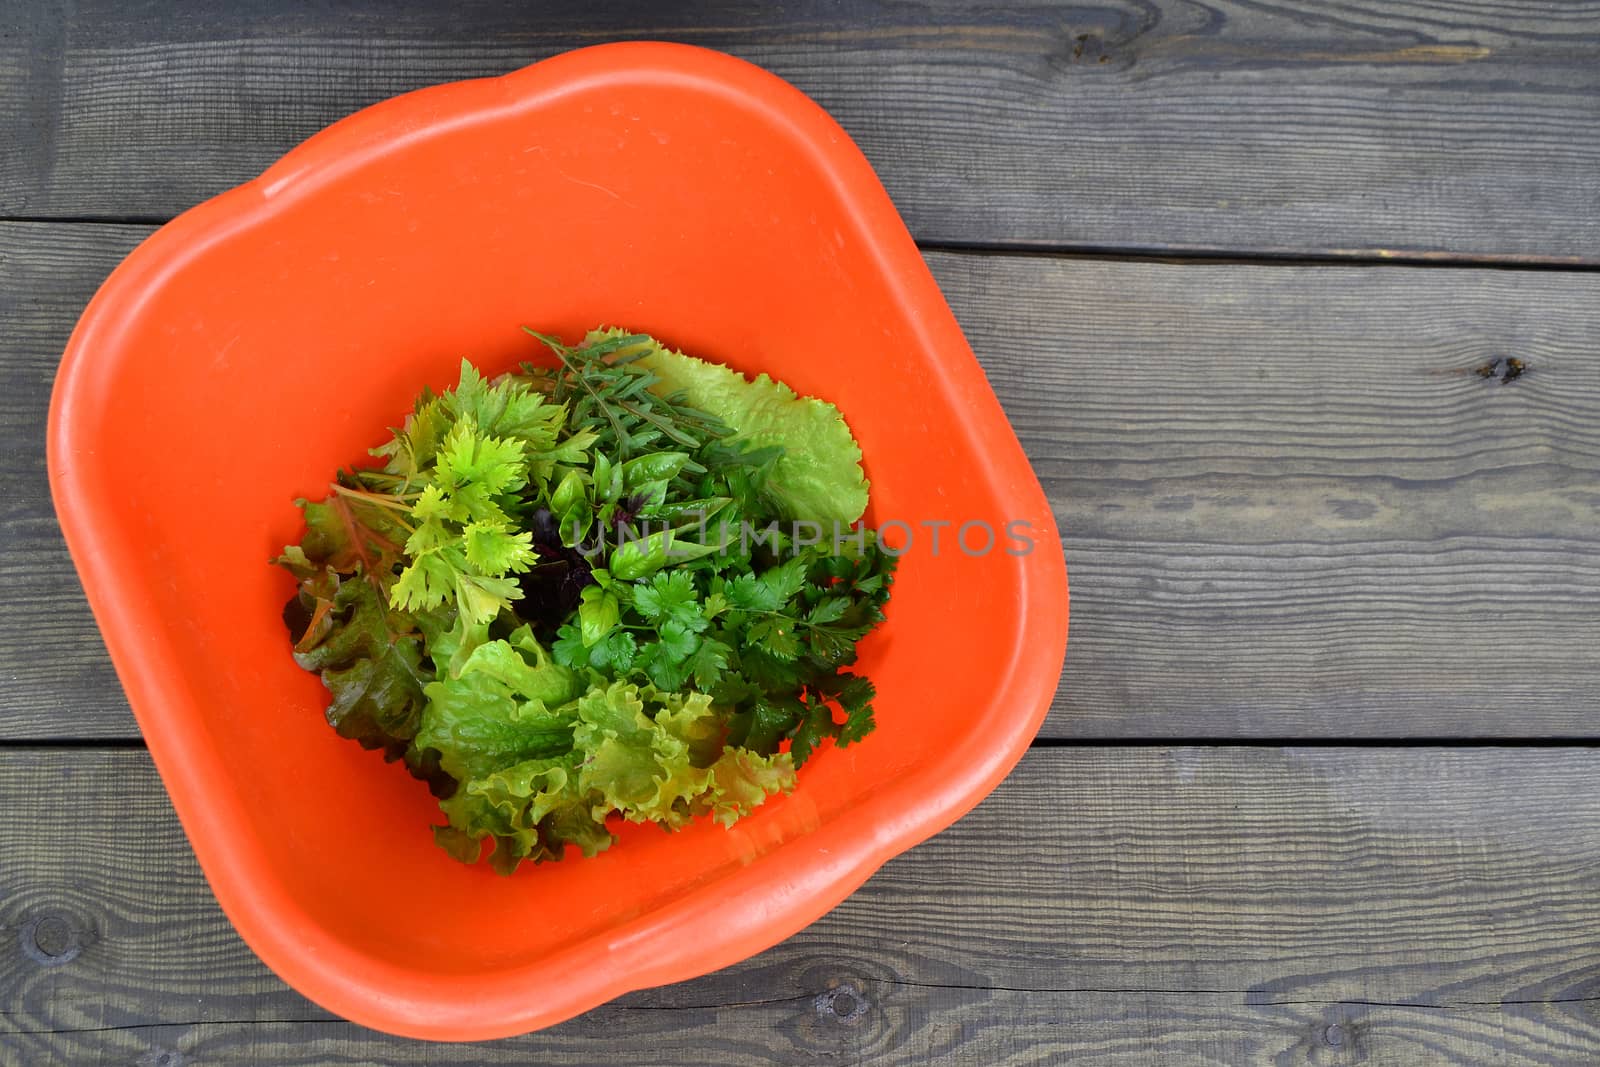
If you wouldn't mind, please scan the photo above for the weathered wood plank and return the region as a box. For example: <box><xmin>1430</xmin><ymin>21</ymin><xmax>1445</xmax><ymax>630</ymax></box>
<box><xmin>2</xmin><ymin>1</ymin><xmax>1598</xmax><ymax>259</ymax></box>
<box><xmin>931</xmin><ymin>250</ymin><xmax>1600</xmax><ymax>737</ymax></box>
<box><xmin>0</xmin><ymin>224</ymin><xmax>142</xmax><ymax>738</ymax></box>
<box><xmin>5</xmin><ymin>222</ymin><xmax>1599</xmax><ymax>739</ymax></box>
<box><xmin>5</xmin><ymin>747</ymin><xmax>1600</xmax><ymax>1063</ymax></box>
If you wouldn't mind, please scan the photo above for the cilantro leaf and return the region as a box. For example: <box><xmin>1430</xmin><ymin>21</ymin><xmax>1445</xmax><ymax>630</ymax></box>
<box><xmin>633</xmin><ymin>570</ymin><xmax>698</xmax><ymax>624</ymax></box>
<box><xmin>731</xmin><ymin>695</ymin><xmax>802</xmax><ymax>754</ymax></box>
<box><xmin>551</xmin><ymin>622</ymin><xmax>590</xmax><ymax>669</ymax></box>
<box><xmin>371</xmin><ymin>390</ymin><xmax>451</xmax><ymax>487</ymax></box>
<box><xmin>655</xmin><ymin>619</ymin><xmax>699</xmax><ymax>663</ymax></box>
<box><xmin>588</xmin><ymin>629</ymin><xmax>638</xmax><ymax>671</ymax></box>
<box><xmin>389</xmin><ymin>552</ymin><xmax>456</xmax><ymax>615</ymax></box>
<box><xmin>761</xmin><ymin>557</ymin><xmax>810</xmax><ymax>604</ymax></box>
<box><xmin>454</xmin><ymin>572</ymin><xmax>524</xmax><ymax>627</ymax></box>
<box><xmin>832</xmin><ymin>674</ymin><xmax>878</xmax><ymax>747</ymax></box>
<box><xmin>639</xmin><ymin>646</ymin><xmax>691</xmax><ymax>692</ymax></box>
<box><xmin>788</xmin><ymin>700</ymin><xmax>835</xmax><ymax>769</ymax></box>
<box><xmin>744</xmin><ymin>617</ymin><xmax>802</xmax><ymax>661</ymax></box>
<box><xmin>687</xmin><ymin>636</ymin><xmax>732</xmax><ymax>690</ymax></box>
<box><xmin>724</xmin><ymin>573</ymin><xmax>781</xmax><ymax>613</ymax></box>
<box><xmin>435</xmin><ymin>421</ymin><xmax>527</xmax><ymax>497</ymax></box>
<box><xmin>807</xmin><ymin>596</ymin><xmax>850</xmax><ymax>625</ymax></box>
<box><xmin>740</xmin><ymin>645</ymin><xmax>804</xmax><ymax>693</ymax></box>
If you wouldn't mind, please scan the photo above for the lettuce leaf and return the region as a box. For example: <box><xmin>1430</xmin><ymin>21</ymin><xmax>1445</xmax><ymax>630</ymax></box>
<box><xmin>431</xmin><ymin>679</ymin><xmax>798</xmax><ymax>871</ymax></box>
<box><xmin>413</xmin><ymin>629</ymin><xmax>580</xmax><ymax>782</ymax></box>
<box><xmin>454</xmin><ymin>624</ymin><xmax>579</xmax><ymax>701</ymax></box>
<box><xmin>415</xmin><ymin>672</ymin><xmax>576</xmax><ymax>783</ymax></box>
<box><xmin>280</xmin><ymin>566</ymin><xmax>430</xmax><ymax>760</ymax></box>
<box><xmin>696</xmin><ymin>747</ymin><xmax>797</xmax><ymax>828</ymax></box>
<box><xmin>439</xmin><ymin>753</ymin><xmax>612</xmax><ymax>871</ymax></box>
<box><xmin>576</xmin><ymin>681</ymin><xmax>797</xmax><ymax>831</ymax></box>
<box><xmin>573</xmin><ymin>680</ymin><xmax>714</xmax><ymax>828</ymax></box>
<box><xmin>585</xmin><ymin>329</ymin><xmax>869</xmax><ymax>526</ymax></box>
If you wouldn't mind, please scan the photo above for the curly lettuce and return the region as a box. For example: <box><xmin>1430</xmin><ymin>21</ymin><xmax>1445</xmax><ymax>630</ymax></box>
<box><xmin>426</xmin><ymin>676</ymin><xmax>795</xmax><ymax>872</ymax></box>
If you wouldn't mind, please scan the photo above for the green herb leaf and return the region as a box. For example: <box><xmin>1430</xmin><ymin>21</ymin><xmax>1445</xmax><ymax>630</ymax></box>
<box><xmin>655</xmin><ymin>619</ymin><xmax>699</xmax><ymax>663</ymax></box>
<box><xmin>578</xmin><ymin>587</ymin><xmax>621</xmax><ymax>646</ymax></box>
<box><xmin>633</xmin><ymin>570</ymin><xmax>699</xmax><ymax>625</ymax></box>
<box><xmin>588</xmin><ymin>328</ymin><xmax>869</xmax><ymax>524</ymax></box>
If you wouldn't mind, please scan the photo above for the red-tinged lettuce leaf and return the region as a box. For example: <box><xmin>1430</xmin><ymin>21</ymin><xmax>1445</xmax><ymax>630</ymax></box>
<box><xmin>282</xmin><ymin>568</ymin><xmax>431</xmax><ymax>761</ymax></box>
<box><xmin>291</xmin><ymin>494</ymin><xmax>408</xmax><ymax>580</ymax></box>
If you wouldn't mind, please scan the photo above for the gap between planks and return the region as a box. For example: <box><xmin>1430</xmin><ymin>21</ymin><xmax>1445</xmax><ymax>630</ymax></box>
<box><xmin>2</xmin><ymin>215</ymin><xmax>1597</xmax><ymax>273</ymax></box>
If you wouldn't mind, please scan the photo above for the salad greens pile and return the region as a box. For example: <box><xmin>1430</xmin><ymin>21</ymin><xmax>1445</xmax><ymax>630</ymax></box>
<box><xmin>275</xmin><ymin>329</ymin><xmax>894</xmax><ymax>873</ymax></box>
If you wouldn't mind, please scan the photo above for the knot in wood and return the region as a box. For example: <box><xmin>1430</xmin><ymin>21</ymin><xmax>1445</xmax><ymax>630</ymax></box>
<box><xmin>18</xmin><ymin>911</ymin><xmax>86</xmax><ymax>967</ymax></box>
<box><xmin>1475</xmin><ymin>356</ymin><xmax>1526</xmax><ymax>384</ymax></box>
<box><xmin>814</xmin><ymin>982</ymin><xmax>868</xmax><ymax>1023</ymax></box>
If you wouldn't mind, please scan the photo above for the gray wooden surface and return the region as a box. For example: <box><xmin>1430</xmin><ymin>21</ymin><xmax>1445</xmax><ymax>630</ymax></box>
<box><xmin>3</xmin><ymin>1</ymin><xmax>1599</xmax><ymax>1063</ymax></box>
<box><xmin>3</xmin><ymin>1</ymin><xmax>1599</xmax><ymax>259</ymax></box>
<box><xmin>8</xmin><ymin>748</ymin><xmax>1600</xmax><ymax>1065</ymax></box>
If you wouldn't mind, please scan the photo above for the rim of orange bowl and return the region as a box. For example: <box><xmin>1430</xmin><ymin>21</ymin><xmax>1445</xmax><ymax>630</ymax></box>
<box><xmin>47</xmin><ymin>42</ymin><xmax>1068</xmax><ymax>1041</ymax></box>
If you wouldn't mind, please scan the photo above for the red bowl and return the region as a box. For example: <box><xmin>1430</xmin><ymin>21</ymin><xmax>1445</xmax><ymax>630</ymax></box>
<box><xmin>48</xmin><ymin>43</ymin><xmax>1067</xmax><ymax>1040</ymax></box>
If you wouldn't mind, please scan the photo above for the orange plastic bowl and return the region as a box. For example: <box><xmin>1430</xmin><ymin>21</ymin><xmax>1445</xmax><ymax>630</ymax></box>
<box><xmin>48</xmin><ymin>43</ymin><xmax>1067</xmax><ymax>1040</ymax></box>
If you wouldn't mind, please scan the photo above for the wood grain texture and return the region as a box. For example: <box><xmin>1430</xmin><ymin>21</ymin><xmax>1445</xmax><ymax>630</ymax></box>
<box><xmin>927</xmin><ymin>250</ymin><xmax>1600</xmax><ymax>737</ymax></box>
<box><xmin>0</xmin><ymin>223</ymin><xmax>142</xmax><ymax>738</ymax></box>
<box><xmin>2</xmin><ymin>1</ymin><xmax>1599</xmax><ymax>259</ymax></box>
<box><xmin>6</xmin><ymin>747</ymin><xmax>1600</xmax><ymax>1064</ymax></box>
<box><xmin>5</xmin><ymin>222</ymin><xmax>1599</xmax><ymax>739</ymax></box>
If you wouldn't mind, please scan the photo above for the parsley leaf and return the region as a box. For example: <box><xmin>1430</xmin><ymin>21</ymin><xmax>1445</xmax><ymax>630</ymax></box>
<box><xmin>588</xmin><ymin>629</ymin><xmax>638</xmax><ymax>672</ymax></box>
<box><xmin>687</xmin><ymin>636</ymin><xmax>732</xmax><ymax>690</ymax></box>
<box><xmin>655</xmin><ymin>619</ymin><xmax>699</xmax><ymax>663</ymax></box>
<box><xmin>633</xmin><ymin>570</ymin><xmax>699</xmax><ymax>625</ymax></box>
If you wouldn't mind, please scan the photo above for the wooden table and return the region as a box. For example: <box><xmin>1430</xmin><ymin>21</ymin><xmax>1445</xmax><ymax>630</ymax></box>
<box><xmin>4</xmin><ymin>3</ymin><xmax>1599</xmax><ymax>1063</ymax></box>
